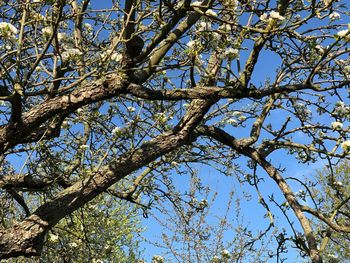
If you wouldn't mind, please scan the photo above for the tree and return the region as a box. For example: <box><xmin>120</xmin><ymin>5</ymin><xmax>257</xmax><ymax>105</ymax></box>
<box><xmin>310</xmin><ymin>161</ymin><xmax>350</xmax><ymax>262</ymax></box>
<box><xmin>144</xmin><ymin>171</ymin><xmax>277</xmax><ymax>263</ymax></box>
<box><xmin>4</xmin><ymin>195</ymin><xmax>144</xmax><ymax>263</ymax></box>
<box><xmin>0</xmin><ymin>0</ymin><xmax>349</xmax><ymax>262</ymax></box>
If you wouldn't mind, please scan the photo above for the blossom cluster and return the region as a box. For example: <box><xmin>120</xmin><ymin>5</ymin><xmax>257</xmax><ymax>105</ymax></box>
<box><xmin>329</xmin><ymin>12</ymin><xmax>341</xmax><ymax>21</ymax></box>
<box><xmin>61</xmin><ymin>48</ymin><xmax>82</xmax><ymax>61</ymax></box>
<box><xmin>337</xmin><ymin>29</ymin><xmax>350</xmax><ymax>42</ymax></box>
<box><xmin>151</xmin><ymin>255</ymin><xmax>164</xmax><ymax>263</ymax></box>
<box><xmin>38</xmin><ymin>22</ymin><xmax>93</xmax><ymax>62</ymax></box>
<box><xmin>211</xmin><ymin>250</ymin><xmax>231</xmax><ymax>262</ymax></box>
<box><xmin>0</xmin><ymin>22</ymin><xmax>18</xmax><ymax>40</ymax></box>
<box><xmin>342</xmin><ymin>141</ymin><xmax>350</xmax><ymax>153</ymax></box>
<box><xmin>224</xmin><ymin>48</ymin><xmax>239</xmax><ymax>60</ymax></box>
<box><xmin>197</xmin><ymin>21</ymin><xmax>211</xmax><ymax>32</ymax></box>
<box><xmin>331</xmin><ymin>121</ymin><xmax>343</xmax><ymax>130</ymax></box>
<box><xmin>112</xmin><ymin>126</ymin><xmax>123</xmax><ymax>136</ymax></box>
<box><xmin>100</xmin><ymin>49</ymin><xmax>123</xmax><ymax>62</ymax></box>
<box><xmin>333</xmin><ymin>101</ymin><xmax>350</xmax><ymax>118</ymax></box>
<box><xmin>260</xmin><ymin>11</ymin><xmax>285</xmax><ymax>22</ymax></box>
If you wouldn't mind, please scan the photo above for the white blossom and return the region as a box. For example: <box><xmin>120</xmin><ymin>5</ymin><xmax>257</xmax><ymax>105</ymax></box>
<box><xmin>224</xmin><ymin>48</ymin><xmax>239</xmax><ymax>59</ymax></box>
<box><xmin>191</xmin><ymin>197</ymin><xmax>198</xmax><ymax>204</ymax></box>
<box><xmin>224</xmin><ymin>0</ymin><xmax>238</xmax><ymax>9</ymax></box>
<box><xmin>205</xmin><ymin>9</ymin><xmax>217</xmax><ymax>17</ymax></box>
<box><xmin>341</xmin><ymin>140</ymin><xmax>350</xmax><ymax>152</ymax></box>
<box><xmin>57</xmin><ymin>32</ymin><xmax>68</xmax><ymax>41</ymax></box>
<box><xmin>197</xmin><ymin>21</ymin><xmax>211</xmax><ymax>32</ymax></box>
<box><xmin>227</xmin><ymin>118</ymin><xmax>237</xmax><ymax>126</ymax></box>
<box><xmin>61</xmin><ymin>48</ymin><xmax>82</xmax><ymax>61</ymax></box>
<box><xmin>260</xmin><ymin>11</ymin><xmax>285</xmax><ymax>22</ymax></box>
<box><xmin>314</xmin><ymin>45</ymin><xmax>324</xmax><ymax>54</ymax></box>
<box><xmin>334</xmin><ymin>181</ymin><xmax>343</xmax><ymax>187</ymax></box>
<box><xmin>127</xmin><ymin>106</ymin><xmax>136</xmax><ymax>112</ymax></box>
<box><xmin>329</xmin><ymin>12</ymin><xmax>341</xmax><ymax>21</ymax></box>
<box><xmin>318</xmin><ymin>131</ymin><xmax>325</xmax><ymax>138</ymax></box>
<box><xmin>221</xmin><ymin>249</ymin><xmax>231</xmax><ymax>258</ymax></box>
<box><xmin>238</xmin><ymin>115</ymin><xmax>246</xmax><ymax>121</ymax></box>
<box><xmin>112</xmin><ymin>127</ymin><xmax>122</xmax><ymax>135</ymax></box>
<box><xmin>270</xmin><ymin>11</ymin><xmax>285</xmax><ymax>21</ymax></box>
<box><xmin>80</xmin><ymin>144</ymin><xmax>89</xmax><ymax>150</ymax></box>
<box><xmin>220</xmin><ymin>23</ymin><xmax>232</xmax><ymax>32</ymax></box>
<box><xmin>186</xmin><ymin>40</ymin><xmax>196</xmax><ymax>48</ymax></box>
<box><xmin>48</xmin><ymin>233</ymin><xmax>59</xmax><ymax>242</ymax></box>
<box><xmin>260</xmin><ymin>13</ymin><xmax>268</xmax><ymax>22</ymax></box>
<box><xmin>69</xmin><ymin>242</ymin><xmax>78</xmax><ymax>248</ymax></box>
<box><xmin>199</xmin><ymin>199</ymin><xmax>208</xmax><ymax>208</ymax></box>
<box><xmin>0</xmin><ymin>22</ymin><xmax>18</xmax><ymax>34</ymax></box>
<box><xmin>323</xmin><ymin>0</ymin><xmax>332</xmax><ymax>5</ymax></box>
<box><xmin>297</xmin><ymin>189</ymin><xmax>306</xmax><ymax>195</ymax></box>
<box><xmin>84</xmin><ymin>23</ymin><xmax>93</xmax><ymax>31</ymax></box>
<box><xmin>211</xmin><ymin>32</ymin><xmax>221</xmax><ymax>41</ymax></box>
<box><xmin>333</xmin><ymin>101</ymin><xmax>349</xmax><ymax>117</ymax></box>
<box><xmin>171</xmin><ymin>161</ymin><xmax>179</xmax><ymax>167</ymax></box>
<box><xmin>344</xmin><ymin>65</ymin><xmax>350</xmax><ymax>73</ymax></box>
<box><xmin>152</xmin><ymin>255</ymin><xmax>164</xmax><ymax>263</ymax></box>
<box><xmin>331</xmin><ymin>121</ymin><xmax>343</xmax><ymax>130</ymax></box>
<box><xmin>0</xmin><ymin>22</ymin><xmax>18</xmax><ymax>38</ymax></box>
<box><xmin>335</xmin><ymin>101</ymin><xmax>345</xmax><ymax>107</ymax></box>
<box><xmin>100</xmin><ymin>51</ymin><xmax>109</xmax><ymax>60</ymax></box>
<box><xmin>33</xmin><ymin>0</ymin><xmax>42</xmax><ymax>3</ymax></box>
<box><xmin>42</xmin><ymin>26</ymin><xmax>53</xmax><ymax>36</ymax></box>
<box><xmin>295</xmin><ymin>103</ymin><xmax>309</xmax><ymax>115</ymax></box>
<box><xmin>110</xmin><ymin>52</ymin><xmax>123</xmax><ymax>62</ymax></box>
<box><xmin>62</xmin><ymin>120</ymin><xmax>69</xmax><ymax>129</ymax></box>
<box><xmin>32</xmin><ymin>12</ymin><xmax>45</xmax><ymax>21</ymax></box>
<box><xmin>337</xmin><ymin>29</ymin><xmax>349</xmax><ymax>38</ymax></box>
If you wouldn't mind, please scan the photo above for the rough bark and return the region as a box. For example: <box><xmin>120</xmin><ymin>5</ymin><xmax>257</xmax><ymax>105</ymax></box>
<box><xmin>0</xmin><ymin>74</ymin><xmax>127</xmax><ymax>154</ymax></box>
<box><xmin>0</xmin><ymin>98</ymin><xmax>213</xmax><ymax>259</ymax></box>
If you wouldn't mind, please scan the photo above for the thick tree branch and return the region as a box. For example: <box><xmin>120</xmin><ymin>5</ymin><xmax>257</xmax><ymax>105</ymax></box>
<box><xmin>145</xmin><ymin>0</ymin><xmax>214</xmax><ymax>78</ymax></box>
<box><xmin>0</xmin><ymin>174</ymin><xmax>52</xmax><ymax>191</ymax></box>
<box><xmin>127</xmin><ymin>82</ymin><xmax>340</xmax><ymax>100</ymax></box>
<box><xmin>197</xmin><ymin>125</ymin><xmax>322</xmax><ymax>262</ymax></box>
<box><xmin>0</xmin><ymin>95</ymin><xmax>212</xmax><ymax>259</ymax></box>
<box><xmin>0</xmin><ymin>74</ymin><xmax>127</xmax><ymax>154</ymax></box>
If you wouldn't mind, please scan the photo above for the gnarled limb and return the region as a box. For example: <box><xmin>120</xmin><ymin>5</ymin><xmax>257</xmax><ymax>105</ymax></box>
<box><xmin>0</xmin><ymin>93</ymin><xmax>212</xmax><ymax>259</ymax></box>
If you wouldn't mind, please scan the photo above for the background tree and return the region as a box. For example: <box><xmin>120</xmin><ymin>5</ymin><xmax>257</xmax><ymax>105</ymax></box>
<box><xmin>144</xmin><ymin>170</ymin><xmax>277</xmax><ymax>263</ymax></box>
<box><xmin>0</xmin><ymin>0</ymin><xmax>349</xmax><ymax>262</ymax></box>
<box><xmin>4</xmin><ymin>195</ymin><xmax>143</xmax><ymax>263</ymax></box>
<box><xmin>308</xmin><ymin>161</ymin><xmax>350</xmax><ymax>262</ymax></box>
